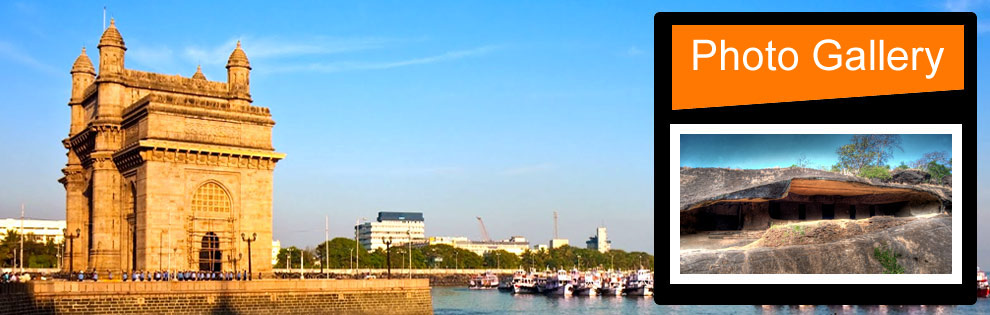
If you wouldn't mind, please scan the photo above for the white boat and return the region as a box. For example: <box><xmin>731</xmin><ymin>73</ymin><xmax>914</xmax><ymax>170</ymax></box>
<box><xmin>513</xmin><ymin>272</ymin><xmax>539</xmax><ymax>294</ymax></box>
<box><xmin>623</xmin><ymin>269</ymin><xmax>653</xmax><ymax>296</ymax></box>
<box><xmin>542</xmin><ymin>270</ymin><xmax>574</xmax><ymax>296</ymax></box>
<box><xmin>469</xmin><ymin>271</ymin><xmax>500</xmax><ymax>290</ymax></box>
<box><xmin>499</xmin><ymin>271</ymin><xmax>524</xmax><ymax>293</ymax></box>
<box><xmin>600</xmin><ymin>271</ymin><xmax>624</xmax><ymax>296</ymax></box>
<box><xmin>573</xmin><ymin>271</ymin><xmax>602</xmax><ymax>296</ymax></box>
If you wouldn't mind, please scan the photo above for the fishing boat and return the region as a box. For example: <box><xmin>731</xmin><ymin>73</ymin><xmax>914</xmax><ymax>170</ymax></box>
<box><xmin>535</xmin><ymin>272</ymin><xmax>549</xmax><ymax>294</ymax></box>
<box><xmin>623</xmin><ymin>269</ymin><xmax>653</xmax><ymax>296</ymax></box>
<box><xmin>573</xmin><ymin>271</ymin><xmax>602</xmax><ymax>296</ymax></box>
<box><xmin>542</xmin><ymin>270</ymin><xmax>575</xmax><ymax>296</ymax></box>
<box><xmin>979</xmin><ymin>267</ymin><xmax>989</xmax><ymax>298</ymax></box>
<box><xmin>498</xmin><ymin>271</ymin><xmax>525</xmax><ymax>292</ymax></box>
<box><xmin>600</xmin><ymin>271</ymin><xmax>624</xmax><ymax>296</ymax></box>
<box><xmin>513</xmin><ymin>272</ymin><xmax>539</xmax><ymax>294</ymax></box>
<box><xmin>469</xmin><ymin>271</ymin><xmax>500</xmax><ymax>290</ymax></box>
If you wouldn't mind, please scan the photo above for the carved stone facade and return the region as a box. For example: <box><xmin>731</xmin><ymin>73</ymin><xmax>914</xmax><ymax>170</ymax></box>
<box><xmin>59</xmin><ymin>19</ymin><xmax>284</xmax><ymax>276</ymax></box>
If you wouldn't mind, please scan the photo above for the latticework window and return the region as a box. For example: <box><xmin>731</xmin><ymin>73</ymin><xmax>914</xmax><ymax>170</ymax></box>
<box><xmin>192</xmin><ymin>182</ymin><xmax>231</xmax><ymax>213</ymax></box>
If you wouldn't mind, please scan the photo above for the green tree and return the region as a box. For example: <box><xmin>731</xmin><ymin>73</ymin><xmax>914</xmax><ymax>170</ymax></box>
<box><xmin>313</xmin><ymin>237</ymin><xmax>359</xmax><ymax>269</ymax></box>
<box><xmin>836</xmin><ymin>135</ymin><xmax>903</xmax><ymax>173</ymax></box>
<box><xmin>0</xmin><ymin>230</ymin><xmax>60</xmax><ymax>268</ymax></box>
<box><xmin>858</xmin><ymin>165</ymin><xmax>891</xmax><ymax>180</ymax></box>
<box><xmin>273</xmin><ymin>246</ymin><xmax>317</xmax><ymax>269</ymax></box>
<box><xmin>482</xmin><ymin>250</ymin><xmax>520</xmax><ymax>269</ymax></box>
<box><xmin>896</xmin><ymin>161</ymin><xmax>909</xmax><ymax>170</ymax></box>
<box><xmin>912</xmin><ymin>151</ymin><xmax>951</xmax><ymax>170</ymax></box>
<box><xmin>926</xmin><ymin>161</ymin><xmax>951</xmax><ymax>184</ymax></box>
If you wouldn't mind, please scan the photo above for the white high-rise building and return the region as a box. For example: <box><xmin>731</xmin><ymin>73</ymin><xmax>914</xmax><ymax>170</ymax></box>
<box><xmin>271</xmin><ymin>240</ymin><xmax>281</xmax><ymax>265</ymax></box>
<box><xmin>356</xmin><ymin>212</ymin><xmax>426</xmax><ymax>251</ymax></box>
<box><xmin>585</xmin><ymin>226</ymin><xmax>611</xmax><ymax>253</ymax></box>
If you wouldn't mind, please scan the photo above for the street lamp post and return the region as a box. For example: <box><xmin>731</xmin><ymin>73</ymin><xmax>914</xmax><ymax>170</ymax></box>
<box><xmin>383</xmin><ymin>237</ymin><xmax>393</xmax><ymax>279</ymax></box>
<box><xmin>286</xmin><ymin>248</ymin><xmax>293</xmax><ymax>273</ymax></box>
<box><xmin>407</xmin><ymin>228</ymin><xmax>412</xmax><ymax>279</ymax></box>
<box><xmin>63</xmin><ymin>228</ymin><xmax>80</xmax><ymax>274</ymax></box>
<box><xmin>241</xmin><ymin>232</ymin><xmax>256</xmax><ymax>280</ymax></box>
<box><xmin>496</xmin><ymin>252</ymin><xmax>501</xmax><ymax>270</ymax></box>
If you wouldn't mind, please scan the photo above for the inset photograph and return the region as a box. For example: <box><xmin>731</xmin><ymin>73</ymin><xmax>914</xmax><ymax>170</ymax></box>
<box><xmin>678</xmin><ymin>134</ymin><xmax>952</xmax><ymax>274</ymax></box>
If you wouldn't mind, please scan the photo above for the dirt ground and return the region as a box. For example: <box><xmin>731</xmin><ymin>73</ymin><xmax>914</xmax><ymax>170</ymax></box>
<box><xmin>744</xmin><ymin>215</ymin><xmax>927</xmax><ymax>248</ymax></box>
<box><xmin>679</xmin><ymin>230</ymin><xmax>764</xmax><ymax>251</ymax></box>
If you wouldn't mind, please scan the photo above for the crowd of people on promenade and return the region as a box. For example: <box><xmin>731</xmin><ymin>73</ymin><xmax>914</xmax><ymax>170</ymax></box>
<box><xmin>69</xmin><ymin>269</ymin><xmax>261</xmax><ymax>282</ymax></box>
<box><xmin>1</xmin><ymin>272</ymin><xmax>33</xmax><ymax>283</ymax></box>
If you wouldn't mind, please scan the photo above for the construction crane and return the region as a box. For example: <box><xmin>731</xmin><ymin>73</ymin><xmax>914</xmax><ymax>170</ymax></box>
<box><xmin>476</xmin><ymin>217</ymin><xmax>492</xmax><ymax>242</ymax></box>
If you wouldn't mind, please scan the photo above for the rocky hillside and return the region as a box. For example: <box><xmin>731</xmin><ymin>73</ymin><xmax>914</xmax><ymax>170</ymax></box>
<box><xmin>679</xmin><ymin>214</ymin><xmax>951</xmax><ymax>274</ymax></box>
<box><xmin>679</xmin><ymin>167</ymin><xmax>952</xmax><ymax>212</ymax></box>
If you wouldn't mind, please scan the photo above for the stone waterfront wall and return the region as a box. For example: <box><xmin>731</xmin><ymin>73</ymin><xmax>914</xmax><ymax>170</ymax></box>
<box><xmin>0</xmin><ymin>279</ymin><xmax>431</xmax><ymax>315</ymax></box>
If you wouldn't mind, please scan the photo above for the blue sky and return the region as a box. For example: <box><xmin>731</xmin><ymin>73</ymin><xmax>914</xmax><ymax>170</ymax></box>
<box><xmin>681</xmin><ymin>134</ymin><xmax>952</xmax><ymax>169</ymax></box>
<box><xmin>0</xmin><ymin>2</ymin><xmax>656</xmax><ymax>253</ymax></box>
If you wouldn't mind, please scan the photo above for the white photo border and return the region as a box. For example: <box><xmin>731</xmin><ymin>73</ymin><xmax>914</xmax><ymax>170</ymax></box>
<box><xmin>670</xmin><ymin>124</ymin><xmax>961</xmax><ymax>285</ymax></box>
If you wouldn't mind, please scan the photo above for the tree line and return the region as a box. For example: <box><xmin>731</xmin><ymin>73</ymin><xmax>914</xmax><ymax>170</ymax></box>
<box><xmin>789</xmin><ymin>135</ymin><xmax>951</xmax><ymax>184</ymax></box>
<box><xmin>274</xmin><ymin>237</ymin><xmax>654</xmax><ymax>271</ymax></box>
<box><xmin>0</xmin><ymin>230</ymin><xmax>60</xmax><ymax>268</ymax></box>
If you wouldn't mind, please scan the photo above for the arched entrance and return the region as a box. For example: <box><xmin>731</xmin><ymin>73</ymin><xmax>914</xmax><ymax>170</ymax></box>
<box><xmin>199</xmin><ymin>232</ymin><xmax>221</xmax><ymax>272</ymax></box>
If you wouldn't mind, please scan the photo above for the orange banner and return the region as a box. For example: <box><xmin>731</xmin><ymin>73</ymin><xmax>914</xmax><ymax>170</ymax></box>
<box><xmin>671</xmin><ymin>25</ymin><xmax>964</xmax><ymax>110</ymax></box>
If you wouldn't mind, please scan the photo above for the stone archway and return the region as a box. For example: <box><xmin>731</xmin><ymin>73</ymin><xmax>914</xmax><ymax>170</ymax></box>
<box><xmin>199</xmin><ymin>232</ymin><xmax>221</xmax><ymax>272</ymax></box>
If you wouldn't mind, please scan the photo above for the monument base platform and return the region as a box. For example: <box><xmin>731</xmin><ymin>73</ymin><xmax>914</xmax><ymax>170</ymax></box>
<box><xmin>0</xmin><ymin>279</ymin><xmax>431</xmax><ymax>314</ymax></box>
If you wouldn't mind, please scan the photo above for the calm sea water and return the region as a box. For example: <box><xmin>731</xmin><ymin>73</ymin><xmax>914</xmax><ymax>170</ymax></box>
<box><xmin>431</xmin><ymin>288</ymin><xmax>990</xmax><ymax>314</ymax></box>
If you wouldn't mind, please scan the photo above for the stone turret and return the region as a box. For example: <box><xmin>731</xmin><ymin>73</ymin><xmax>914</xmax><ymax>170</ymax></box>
<box><xmin>97</xmin><ymin>19</ymin><xmax>126</xmax><ymax>77</ymax></box>
<box><xmin>192</xmin><ymin>65</ymin><xmax>207</xmax><ymax>80</ymax></box>
<box><xmin>69</xmin><ymin>47</ymin><xmax>95</xmax><ymax>135</ymax></box>
<box><xmin>226</xmin><ymin>41</ymin><xmax>251</xmax><ymax>105</ymax></box>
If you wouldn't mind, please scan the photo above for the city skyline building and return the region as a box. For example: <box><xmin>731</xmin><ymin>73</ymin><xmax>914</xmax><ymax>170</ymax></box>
<box><xmin>356</xmin><ymin>212</ymin><xmax>425</xmax><ymax>251</ymax></box>
<box><xmin>585</xmin><ymin>226</ymin><xmax>611</xmax><ymax>253</ymax></box>
<box><xmin>0</xmin><ymin>218</ymin><xmax>66</xmax><ymax>244</ymax></box>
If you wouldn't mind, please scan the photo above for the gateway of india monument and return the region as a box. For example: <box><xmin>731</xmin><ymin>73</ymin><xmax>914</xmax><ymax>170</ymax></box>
<box><xmin>59</xmin><ymin>19</ymin><xmax>283</xmax><ymax>276</ymax></box>
<box><xmin>0</xmin><ymin>18</ymin><xmax>430</xmax><ymax>315</ymax></box>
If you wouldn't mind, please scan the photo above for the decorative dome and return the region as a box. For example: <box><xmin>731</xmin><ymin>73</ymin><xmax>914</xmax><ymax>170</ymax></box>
<box><xmin>226</xmin><ymin>41</ymin><xmax>251</xmax><ymax>69</ymax></box>
<box><xmin>71</xmin><ymin>47</ymin><xmax>96</xmax><ymax>75</ymax></box>
<box><xmin>98</xmin><ymin>18</ymin><xmax>126</xmax><ymax>50</ymax></box>
<box><xmin>192</xmin><ymin>65</ymin><xmax>207</xmax><ymax>80</ymax></box>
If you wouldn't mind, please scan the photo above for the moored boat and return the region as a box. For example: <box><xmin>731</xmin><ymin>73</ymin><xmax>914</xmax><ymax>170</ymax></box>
<box><xmin>573</xmin><ymin>271</ymin><xmax>602</xmax><ymax>296</ymax></box>
<box><xmin>979</xmin><ymin>267</ymin><xmax>989</xmax><ymax>298</ymax></box>
<box><xmin>600</xmin><ymin>271</ymin><xmax>624</xmax><ymax>296</ymax></box>
<box><xmin>542</xmin><ymin>270</ymin><xmax>574</xmax><ymax>296</ymax></box>
<box><xmin>469</xmin><ymin>271</ymin><xmax>500</xmax><ymax>290</ymax></box>
<box><xmin>623</xmin><ymin>269</ymin><xmax>653</xmax><ymax>296</ymax></box>
<box><xmin>498</xmin><ymin>271</ymin><xmax>525</xmax><ymax>292</ymax></box>
<box><xmin>514</xmin><ymin>272</ymin><xmax>539</xmax><ymax>294</ymax></box>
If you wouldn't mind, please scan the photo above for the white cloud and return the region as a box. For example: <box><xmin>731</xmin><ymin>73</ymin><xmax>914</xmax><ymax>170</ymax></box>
<box><xmin>0</xmin><ymin>40</ymin><xmax>62</xmax><ymax>77</ymax></box>
<box><xmin>183</xmin><ymin>36</ymin><xmax>394</xmax><ymax>66</ymax></box>
<box><xmin>262</xmin><ymin>45</ymin><xmax>498</xmax><ymax>74</ymax></box>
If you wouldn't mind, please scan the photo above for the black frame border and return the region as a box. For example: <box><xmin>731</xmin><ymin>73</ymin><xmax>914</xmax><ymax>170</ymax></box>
<box><xmin>659</xmin><ymin>12</ymin><xmax>977</xmax><ymax>305</ymax></box>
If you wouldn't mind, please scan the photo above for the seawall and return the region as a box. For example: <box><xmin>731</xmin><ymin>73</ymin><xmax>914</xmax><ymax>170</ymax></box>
<box><xmin>0</xmin><ymin>279</ymin><xmax>431</xmax><ymax>314</ymax></box>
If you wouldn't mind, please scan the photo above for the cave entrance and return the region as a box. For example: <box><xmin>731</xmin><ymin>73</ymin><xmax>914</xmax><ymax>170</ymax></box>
<box><xmin>822</xmin><ymin>204</ymin><xmax>835</xmax><ymax>220</ymax></box>
<box><xmin>680</xmin><ymin>179</ymin><xmax>944</xmax><ymax>235</ymax></box>
<box><xmin>693</xmin><ymin>203</ymin><xmax>743</xmax><ymax>231</ymax></box>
